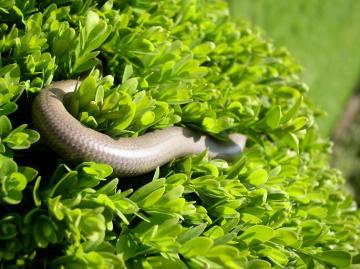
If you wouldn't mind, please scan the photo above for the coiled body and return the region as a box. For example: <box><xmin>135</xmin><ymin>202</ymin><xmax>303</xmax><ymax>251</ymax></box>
<box><xmin>32</xmin><ymin>80</ymin><xmax>246</xmax><ymax>176</ymax></box>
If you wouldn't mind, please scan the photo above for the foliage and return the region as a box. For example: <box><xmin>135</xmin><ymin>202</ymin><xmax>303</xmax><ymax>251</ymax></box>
<box><xmin>229</xmin><ymin>0</ymin><xmax>360</xmax><ymax>135</ymax></box>
<box><xmin>0</xmin><ymin>0</ymin><xmax>359</xmax><ymax>268</ymax></box>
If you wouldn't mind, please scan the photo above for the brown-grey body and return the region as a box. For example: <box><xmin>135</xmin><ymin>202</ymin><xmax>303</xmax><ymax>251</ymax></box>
<box><xmin>32</xmin><ymin>80</ymin><xmax>246</xmax><ymax>176</ymax></box>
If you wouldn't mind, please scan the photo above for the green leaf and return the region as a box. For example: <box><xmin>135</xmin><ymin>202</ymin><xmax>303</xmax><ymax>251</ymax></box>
<box><xmin>204</xmin><ymin>226</ymin><xmax>224</xmax><ymax>239</ymax></box>
<box><xmin>77</xmin><ymin>75</ymin><xmax>97</xmax><ymax>108</ymax></box>
<box><xmin>2</xmin><ymin>190</ymin><xmax>23</xmax><ymax>204</ymax></box>
<box><xmin>290</xmin><ymin>116</ymin><xmax>309</xmax><ymax>131</ymax></box>
<box><xmin>307</xmin><ymin>207</ymin><xmax>327</xmax><ymax>219</ymax></box>
<box><xmin>281</xmin><ymin>96</ymin><xmax>303</xmax><ymax>123</ymax></box>
<box><xmin>140</xmin><ymin>111</ymin><xmax>155</xmax><ymax>126</ymax></box>
<box><xmin>102</xmin><ymin>91</ymin><xmax>120</xmax><ymax>111</ymax></box>
<box><xmin>130</xmin><ymin>179</ymin><xmax>165</xmax><ymax>204</ymax></box>
<box><xmin>1</xmin><ymin>172</ymin><xmax>27</xmax><ymax>204</ymax></box>
<box><xmin>258</xmin><ymin>247</ymin><xmax>289</xmax><ymax>267</ymax></box>
<box><xmin>79</xmin><ymin>112</ymin><xmax>98</xmax><ymax>128</ymax></box>
<box><xmin>72</xmin><ymin>51</ymin><xmax>100</xmax><ymax>75</ymax></box>
<box><xmin>84</xmin><ymin>11</ymin><xmax>112</xmax><ymax>51</ymax></box>
<box><xmin>265</xmin><ymin>105</ymin><xmax>281</xmax><ymax>129</ymax></box>
<box><xmin>53</xmin><ymin>27</ymin><xmax>76</xmax><ymax>57</ymax></box>
<box><xmin>116</xmin><ymin>233</ymin><xmax>137</xmax><ymax>260</ymax></box>
<box><xmin>205</xmin><ymin>245</ymin><xmax>240</xmax><ymax>265</ymax></box>
<box><xmin>0</xmin><ymin>155</ymin><xmax>17</xmax><ymax>178</ymax></box>
<box><xmin>300</xmin><ymin>220</ymin><xmax>323</xmax><ymax>246</ymax></box>
<box><xmin>7</xmin><ymin>172</ymin><xmax>27</xmax><ymax>191</ymax></box>
<box><xmin>273</xmin><ymin>228</ymin><xmax>301</xmax><ymax>248</ymax></box>
<box><xmin>80</xmin><ymin>162</ymin><xmax>113</xmax><ymax>178</ymax></box>
<box><xmin>165</xmin><ymin>173</ymin><xmax>188</xmax><ymax>186</ymax></box>
<box><xmin>177</xmin><ymin>223</ymin><xmax>207</xmax><ymax>244</ymax></box>
<box><xmin>0</xmin><ymin>215</ymin><xmax>18</xmax><ymax>240</ymax></box>
<box><xmin>122</xmin><ymin>64</ymin><xmax>133</xmax><ymax>82</ymax></box>
<box><xmin>247</xmin><ymin>260</ymin><xmax>272</xmax><ymax>269</ymax></box>
<box><xmin>4</xmin><ymin>132</ymin><xmax>30</xmax><ymax>149</ymax></box>
<box><xmin>97</xmin><ymin>178</ymin><xmax>119</xmax><ymax>195</ymax></box>
<box><xmin>180</xmin><ymin>237</ymin><xmax>213</xmax><ymax>257</ymax></box>
<box><xmin>192</xmin><ymin>42</ymin><xmax>216</xmax><ymax>56</ymax></box>
<box><xmin>18</xmin><ymin>166</ymin><xmax>38</xmax><ymax>182</ymax></box>
<box><xmin>0</xmin><ymin>115</ymin><xmax>12</xmax><ymax>138</ymax></box>
<box><xmin>95</xmin><ymin>85</ymin><xmax>104</xmax><ymax>103</ymax></box>
<box><xmin>0</xmin><ymin>102</ymin><xmax>18</xmax><ymax>116</ymax></box>
<box><xmin>23</xmin><ymin>129</ymin><xmax>40</xmax><ymax>144</ymax></box>
<box><xmin>120</xmin><ymin>78</ymin><xmax>138</xmax><ymax>95</ymax></box>
<box><xmin>144</xmin><ymin>256</ymin><xmax>185</xmax><ymax>269</ymax></box>
<box><xmin>47</xmin><ymin>169</ymin><xmax>78</xmax><ymax>198</ymax></box>
<box><xmin>226</xmin><ymin>157</ymin><xmax>246</xmax><ymax>178</ymax></box>
<box><xmin>313</xmin><ymin>251</ymin><xmax>352</xmax><ymax>268</ymax></box>
<box><xmin>202</xmin><ymin>116</ymin><xmax>234</xmax><ymax>133</ymax></box>
<box><xmin>34</xmin><ymin>215</ymin><xmax>58</xmax><ymax>248</ymax></box>
<box><xmin>283</xmin><ymin>132</ymin><xmax>299</xmax><ymax>153</ymax></box>
<box><xmin>246</xmin><ymin>169</ymin><xmax>268</xmax><ymax>186</ymax></box>
<box><xmin>79</xmin><ymin>208</ymin><xmax>106</xmax><ymax>246</ymax></box>
<box><xmin>109</xmin><ymin>103</ymin><xmax>136</xmax><ymax>132</ymax></box>
<box><xmin>239</xmin><ymin>225</ymin><xmax>274</xmax><ymax>244</ymax></box>
<box><xmin>140</xmin><ymin>186</ymin><xmax>165</xmax><ymax>208</ymax></box>
<box><xmin>33</xmin><ymin>176</ymin><xmax>42</xmax><ymax>207</ymax></box>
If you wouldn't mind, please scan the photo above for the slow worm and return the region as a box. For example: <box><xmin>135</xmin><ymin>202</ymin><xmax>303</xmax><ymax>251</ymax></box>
<box><xmin>32</xmin><ymin>80</ymin><xmax>246</xmax><ymax>176</ymax></box>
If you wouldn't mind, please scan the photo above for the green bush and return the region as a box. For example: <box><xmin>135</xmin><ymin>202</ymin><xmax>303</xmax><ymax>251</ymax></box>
<box><xmin>229</xmin><ymin>0</ymin><xmax>360</xmax><ymax>135</ymax></box>
<box><xmin>0</xmin><ymin>0</ymin><xmax>359</xmax><ymax>268</ymax></box>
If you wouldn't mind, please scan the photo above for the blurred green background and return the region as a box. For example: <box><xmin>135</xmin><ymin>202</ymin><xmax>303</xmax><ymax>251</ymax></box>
<box><xmin>229</xmin><ymin>0</ymin><xmax>360</xmax><ymax>136</ymax></box>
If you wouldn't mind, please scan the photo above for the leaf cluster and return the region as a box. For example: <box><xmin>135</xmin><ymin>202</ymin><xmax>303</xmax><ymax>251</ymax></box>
<box><xmin>0</xmin><ymin>0</ymin><xmax>359</xmax><ymax>268</ymax></box>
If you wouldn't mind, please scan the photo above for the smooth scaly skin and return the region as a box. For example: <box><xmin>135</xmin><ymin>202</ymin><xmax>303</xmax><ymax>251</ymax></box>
<box><xmin>32</xmin><ymin>80</ymin><xmax>247</xmax><ymax>176</ymax></box>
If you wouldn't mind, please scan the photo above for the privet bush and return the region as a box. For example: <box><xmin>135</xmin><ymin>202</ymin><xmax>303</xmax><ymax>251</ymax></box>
<box><xmin>0</xmin><ymin>0</ymin><xmax>359</xmax><ymax>268</ymax></box>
